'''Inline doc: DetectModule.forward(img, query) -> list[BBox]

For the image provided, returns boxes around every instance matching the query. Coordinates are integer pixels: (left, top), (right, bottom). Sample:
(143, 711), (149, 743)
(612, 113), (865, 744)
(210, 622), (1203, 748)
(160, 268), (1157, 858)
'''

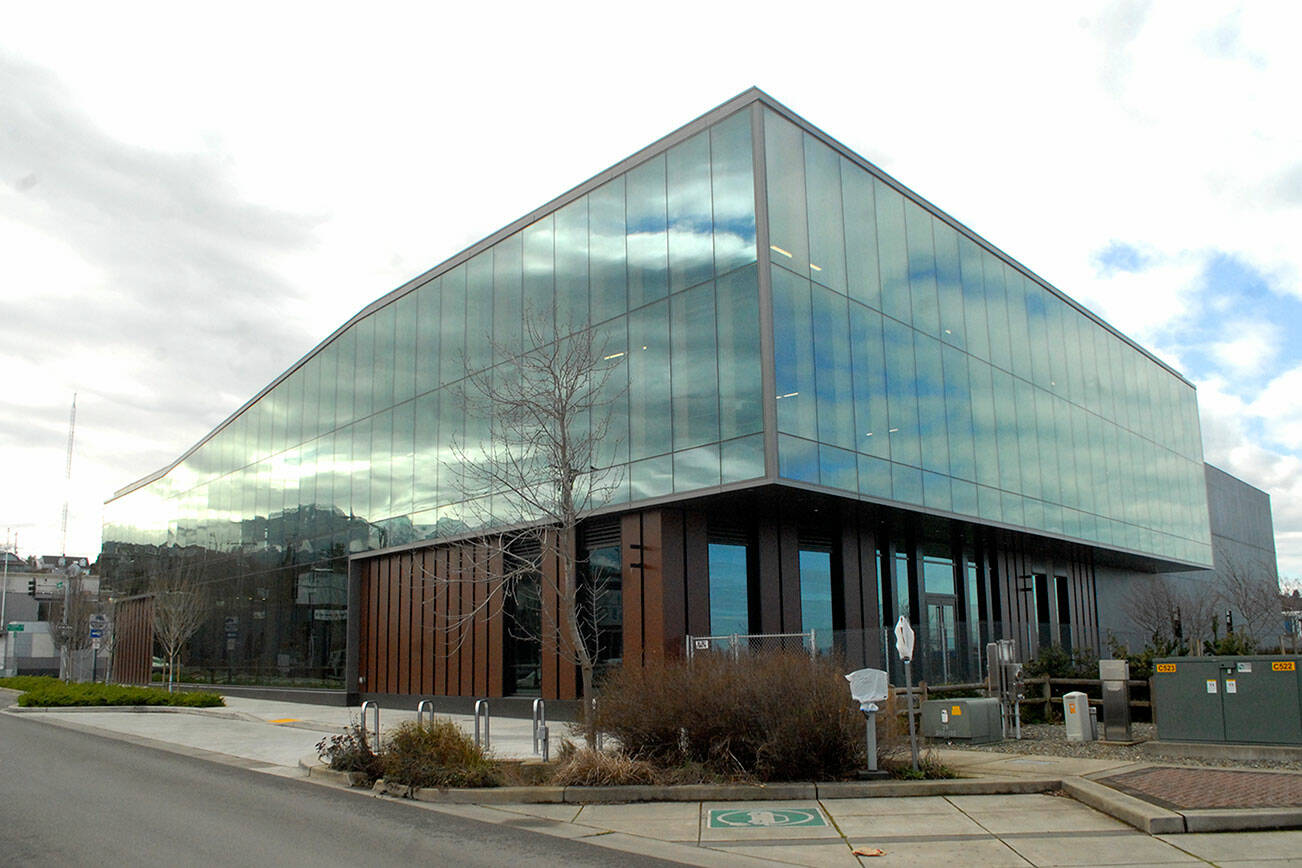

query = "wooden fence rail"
(893, 675), (1153, 720)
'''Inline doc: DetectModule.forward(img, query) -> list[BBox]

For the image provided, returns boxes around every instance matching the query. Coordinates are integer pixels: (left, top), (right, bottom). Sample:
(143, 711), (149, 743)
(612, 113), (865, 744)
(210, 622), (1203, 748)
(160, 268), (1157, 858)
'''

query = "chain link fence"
(685, 631), (817, 660)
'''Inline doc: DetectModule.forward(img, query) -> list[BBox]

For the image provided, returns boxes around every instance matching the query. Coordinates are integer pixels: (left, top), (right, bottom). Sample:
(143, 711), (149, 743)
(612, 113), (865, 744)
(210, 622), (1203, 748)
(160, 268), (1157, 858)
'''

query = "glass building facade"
(101, 90), (1213, 691)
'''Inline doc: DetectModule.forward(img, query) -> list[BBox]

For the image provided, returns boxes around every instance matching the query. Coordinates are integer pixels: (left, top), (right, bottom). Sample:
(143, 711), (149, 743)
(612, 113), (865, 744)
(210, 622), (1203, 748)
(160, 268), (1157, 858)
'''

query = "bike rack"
(473, 699), (490, 750)
(416, 699), (434, 726)
(531, 699), (546, 755)
(360, 700), (380, 750)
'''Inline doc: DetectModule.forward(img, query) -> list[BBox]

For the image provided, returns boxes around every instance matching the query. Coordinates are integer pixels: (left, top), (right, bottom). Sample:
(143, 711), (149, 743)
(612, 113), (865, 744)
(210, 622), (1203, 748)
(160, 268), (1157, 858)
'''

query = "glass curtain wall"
(764, 109), (1211, 568)
(102, 108), (764, 684)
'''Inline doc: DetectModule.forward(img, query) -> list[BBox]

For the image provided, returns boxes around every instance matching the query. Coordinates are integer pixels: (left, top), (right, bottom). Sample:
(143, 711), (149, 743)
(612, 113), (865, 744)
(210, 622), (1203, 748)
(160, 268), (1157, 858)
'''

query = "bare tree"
(1215, 553), (1281, 646)
(151, 568), (208, 693)
(434, 317), (626, 740)
(1121, 575), (1217, 653)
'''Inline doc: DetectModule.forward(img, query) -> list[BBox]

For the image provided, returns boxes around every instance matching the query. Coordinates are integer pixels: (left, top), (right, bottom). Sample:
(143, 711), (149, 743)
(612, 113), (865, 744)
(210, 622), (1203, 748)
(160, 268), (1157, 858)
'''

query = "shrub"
(0, 675), (60, 693)
(15, 682), (224, 708)
(380, 719), (499, 789)
(593, 651), (862, 782)
(316, 720), (384, 783)
(1023, 644), (1099, 679)
(549, 744), (658, 787)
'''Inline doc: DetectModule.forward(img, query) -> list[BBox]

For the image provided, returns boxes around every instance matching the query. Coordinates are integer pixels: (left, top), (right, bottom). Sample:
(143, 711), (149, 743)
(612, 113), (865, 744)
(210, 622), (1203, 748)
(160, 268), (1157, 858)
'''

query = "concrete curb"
(5, 704), (263, 723)
(298, 755), (1059, 804)
(1182, 807), (1302, 832)
(1143, 740), (1302, 763)
(1061, 776), (1185, 834)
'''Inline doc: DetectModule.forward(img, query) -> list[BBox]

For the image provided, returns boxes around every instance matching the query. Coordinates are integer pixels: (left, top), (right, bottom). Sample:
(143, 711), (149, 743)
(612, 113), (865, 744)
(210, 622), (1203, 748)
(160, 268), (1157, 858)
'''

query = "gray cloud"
(0, 55), (347, 568)
(0, 52), (327, 486)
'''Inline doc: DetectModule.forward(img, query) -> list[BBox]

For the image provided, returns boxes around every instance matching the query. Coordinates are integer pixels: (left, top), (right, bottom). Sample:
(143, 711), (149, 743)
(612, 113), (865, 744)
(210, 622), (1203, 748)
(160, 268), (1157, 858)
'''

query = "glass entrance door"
(925, 597), (957, 684)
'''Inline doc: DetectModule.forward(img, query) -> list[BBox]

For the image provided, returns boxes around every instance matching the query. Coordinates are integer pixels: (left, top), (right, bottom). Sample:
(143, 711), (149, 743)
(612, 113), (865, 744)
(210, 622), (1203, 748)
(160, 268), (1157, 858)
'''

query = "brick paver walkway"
(1101, 766), (1302, 810)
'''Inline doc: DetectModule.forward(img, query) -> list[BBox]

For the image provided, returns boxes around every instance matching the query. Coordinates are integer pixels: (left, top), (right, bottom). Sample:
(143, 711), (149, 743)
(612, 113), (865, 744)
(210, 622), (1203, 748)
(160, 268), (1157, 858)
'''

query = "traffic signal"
(27, 578), (36, 595)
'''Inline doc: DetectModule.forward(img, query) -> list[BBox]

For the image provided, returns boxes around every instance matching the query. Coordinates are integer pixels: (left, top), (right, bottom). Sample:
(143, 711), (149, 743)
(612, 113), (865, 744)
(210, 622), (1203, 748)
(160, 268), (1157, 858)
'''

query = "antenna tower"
(60, 393), (77, 556)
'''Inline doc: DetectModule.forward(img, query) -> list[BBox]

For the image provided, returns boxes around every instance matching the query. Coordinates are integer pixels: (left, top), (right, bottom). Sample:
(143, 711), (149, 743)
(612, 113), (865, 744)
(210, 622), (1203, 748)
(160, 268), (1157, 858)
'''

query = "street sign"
(91, 638), (101, 650)
(89, 613), (109, 628)
(5, 623), (23, 632)
(894, 616), (915, 662)
(89, 629), (103, 639)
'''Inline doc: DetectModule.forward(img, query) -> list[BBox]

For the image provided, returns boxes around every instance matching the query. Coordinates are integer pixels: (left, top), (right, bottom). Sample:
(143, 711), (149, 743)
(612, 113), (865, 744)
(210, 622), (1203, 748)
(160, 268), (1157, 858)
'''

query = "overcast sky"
(2, 2), (1298, 580)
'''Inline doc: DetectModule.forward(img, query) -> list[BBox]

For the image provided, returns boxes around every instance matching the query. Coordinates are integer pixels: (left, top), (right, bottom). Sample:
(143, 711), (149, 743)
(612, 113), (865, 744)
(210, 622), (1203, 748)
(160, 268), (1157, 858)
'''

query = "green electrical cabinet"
(1152, 656), (1302, 745)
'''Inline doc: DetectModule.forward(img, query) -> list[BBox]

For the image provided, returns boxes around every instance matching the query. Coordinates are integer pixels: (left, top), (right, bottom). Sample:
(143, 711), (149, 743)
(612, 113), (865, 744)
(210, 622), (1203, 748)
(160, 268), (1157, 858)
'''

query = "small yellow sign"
(951, 705), (962, 716)
(1272, 661), (1296, 672)
(1155, 663), (1177, 673)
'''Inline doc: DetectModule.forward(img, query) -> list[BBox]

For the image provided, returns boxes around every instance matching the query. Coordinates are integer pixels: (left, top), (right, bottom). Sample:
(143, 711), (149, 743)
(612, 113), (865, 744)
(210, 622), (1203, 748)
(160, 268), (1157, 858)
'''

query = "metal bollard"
(539, 724), (550, 762)
(360, 700), (380, 750)
(531, 698), (546, 755)
(417, 699), (434, 726)
(473, 699), (490, 750)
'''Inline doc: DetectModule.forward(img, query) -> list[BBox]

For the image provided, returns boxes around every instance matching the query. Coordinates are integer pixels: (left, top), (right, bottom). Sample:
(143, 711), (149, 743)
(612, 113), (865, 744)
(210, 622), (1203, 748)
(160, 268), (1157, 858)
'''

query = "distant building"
(102, 88), (1278, 700)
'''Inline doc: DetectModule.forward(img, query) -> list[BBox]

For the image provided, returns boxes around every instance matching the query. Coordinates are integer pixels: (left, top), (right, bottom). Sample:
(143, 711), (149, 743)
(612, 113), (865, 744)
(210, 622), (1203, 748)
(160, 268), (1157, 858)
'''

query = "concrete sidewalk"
(7, 691), (1302, 866)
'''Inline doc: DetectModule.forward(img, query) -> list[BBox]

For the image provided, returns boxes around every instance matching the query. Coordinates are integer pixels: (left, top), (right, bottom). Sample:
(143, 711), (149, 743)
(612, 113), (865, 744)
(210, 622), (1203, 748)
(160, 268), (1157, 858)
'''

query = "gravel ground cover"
(936, 722), (1302, 771)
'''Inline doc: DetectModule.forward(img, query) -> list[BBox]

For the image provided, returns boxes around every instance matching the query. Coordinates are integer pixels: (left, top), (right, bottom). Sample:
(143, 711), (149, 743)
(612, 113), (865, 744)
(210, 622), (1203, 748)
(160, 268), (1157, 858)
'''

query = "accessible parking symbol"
(708, 808), (826, 828)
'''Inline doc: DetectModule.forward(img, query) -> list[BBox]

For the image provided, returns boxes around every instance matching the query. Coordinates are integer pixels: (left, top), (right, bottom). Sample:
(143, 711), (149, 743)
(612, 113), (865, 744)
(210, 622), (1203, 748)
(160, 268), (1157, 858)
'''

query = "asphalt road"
(0, 712), (682, 867)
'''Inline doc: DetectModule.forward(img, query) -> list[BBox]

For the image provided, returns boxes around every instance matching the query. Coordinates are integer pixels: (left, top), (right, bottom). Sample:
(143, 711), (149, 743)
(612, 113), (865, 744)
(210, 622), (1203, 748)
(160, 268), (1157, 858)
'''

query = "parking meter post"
(904, 659), (919, 772)
(864, 711), (878, 771)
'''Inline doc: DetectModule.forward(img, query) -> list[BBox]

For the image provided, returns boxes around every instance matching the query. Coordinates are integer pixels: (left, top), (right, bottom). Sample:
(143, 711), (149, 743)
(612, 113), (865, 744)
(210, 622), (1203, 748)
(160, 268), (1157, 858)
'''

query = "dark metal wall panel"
(659, 509), (687, 647)
(778, 514), (801, 633)
(839, 507), (866, 668)
(684, 511), (710, 637)
(621, 513), (644, 668)
(640, 510), (667, 660)
(756, 515), (782, 633)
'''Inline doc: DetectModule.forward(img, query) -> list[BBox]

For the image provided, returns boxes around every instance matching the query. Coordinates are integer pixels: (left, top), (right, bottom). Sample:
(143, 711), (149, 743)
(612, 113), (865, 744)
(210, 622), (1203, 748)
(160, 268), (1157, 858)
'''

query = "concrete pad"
(840, 837), (1032, 866)
(833, 810), (988, 838)
(964, 805), (1132, 834)
(1155, 829), (1302, 862)
(1003, 832), (1198, 865)
(821, 795), (956, 816)
(947, 793), (1079, 812)
(578, 801), (700, 821)
(573, 802), (700, 841)
(707, 841), (862, 866)
(587, 834), (781, 867)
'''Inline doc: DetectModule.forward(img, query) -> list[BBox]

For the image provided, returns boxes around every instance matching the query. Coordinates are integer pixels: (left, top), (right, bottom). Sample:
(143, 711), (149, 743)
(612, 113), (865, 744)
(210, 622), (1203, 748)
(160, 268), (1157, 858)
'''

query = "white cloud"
(1, 2), (1301, 579)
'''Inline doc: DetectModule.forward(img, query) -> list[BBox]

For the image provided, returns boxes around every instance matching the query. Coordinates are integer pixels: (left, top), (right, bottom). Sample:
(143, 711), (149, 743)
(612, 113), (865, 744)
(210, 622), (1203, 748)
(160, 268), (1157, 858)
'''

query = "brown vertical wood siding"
(112, 596), (154, 685)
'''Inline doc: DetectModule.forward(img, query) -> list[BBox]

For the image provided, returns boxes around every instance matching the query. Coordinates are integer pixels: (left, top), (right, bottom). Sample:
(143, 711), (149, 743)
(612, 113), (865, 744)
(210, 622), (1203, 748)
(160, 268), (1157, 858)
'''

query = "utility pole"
(1, 529), (12, 676)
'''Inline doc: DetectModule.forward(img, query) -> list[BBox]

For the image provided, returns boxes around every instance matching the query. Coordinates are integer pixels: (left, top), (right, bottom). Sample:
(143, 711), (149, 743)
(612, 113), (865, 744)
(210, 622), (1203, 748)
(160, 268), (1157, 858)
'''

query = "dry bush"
(549, 744), (658, 786)
(594, 651), (861, 782)
(380, 719), (500, 789)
